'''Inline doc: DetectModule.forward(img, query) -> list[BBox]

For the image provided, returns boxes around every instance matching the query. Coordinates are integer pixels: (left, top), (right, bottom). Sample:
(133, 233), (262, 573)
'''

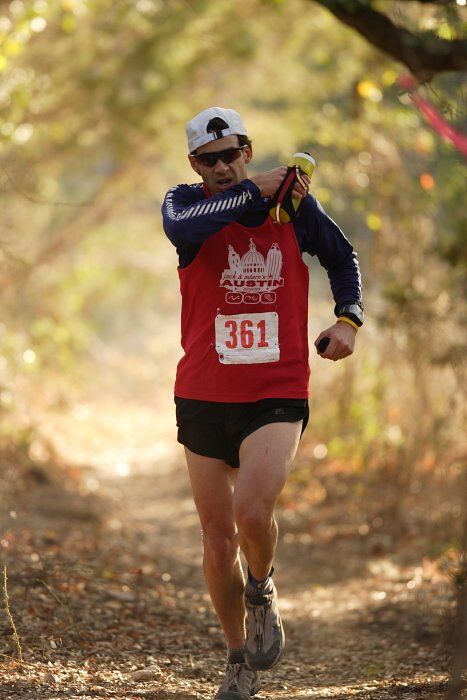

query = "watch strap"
(337, 316), (359, 332)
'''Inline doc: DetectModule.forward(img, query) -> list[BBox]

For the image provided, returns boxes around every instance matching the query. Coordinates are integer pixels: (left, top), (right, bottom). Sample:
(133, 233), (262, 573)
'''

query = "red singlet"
(175, 215), (310, 402)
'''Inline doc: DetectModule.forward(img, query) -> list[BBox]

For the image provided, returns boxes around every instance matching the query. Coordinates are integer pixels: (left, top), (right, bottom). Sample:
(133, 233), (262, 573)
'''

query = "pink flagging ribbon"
(398, 75), (467, 158)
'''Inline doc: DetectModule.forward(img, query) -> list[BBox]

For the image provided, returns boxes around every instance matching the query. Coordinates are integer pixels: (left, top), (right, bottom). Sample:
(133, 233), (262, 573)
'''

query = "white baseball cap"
(186, 107), (248, 153)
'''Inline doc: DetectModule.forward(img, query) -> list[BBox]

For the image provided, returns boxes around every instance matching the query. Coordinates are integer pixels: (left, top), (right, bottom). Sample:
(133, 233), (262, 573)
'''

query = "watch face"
(339, 304), (364, 325)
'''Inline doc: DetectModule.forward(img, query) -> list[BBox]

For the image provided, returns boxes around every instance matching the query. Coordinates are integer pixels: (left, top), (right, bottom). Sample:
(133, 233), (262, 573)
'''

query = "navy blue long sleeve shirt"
(162, 178), (362, 311)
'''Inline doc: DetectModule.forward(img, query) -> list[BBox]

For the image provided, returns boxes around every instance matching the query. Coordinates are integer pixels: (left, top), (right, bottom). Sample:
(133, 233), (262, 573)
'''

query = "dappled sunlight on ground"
(0, 386), (459, 698)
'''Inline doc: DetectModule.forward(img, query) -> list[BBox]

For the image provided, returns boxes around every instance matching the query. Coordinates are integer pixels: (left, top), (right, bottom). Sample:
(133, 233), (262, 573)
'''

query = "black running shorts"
(175, 397), (309, 468)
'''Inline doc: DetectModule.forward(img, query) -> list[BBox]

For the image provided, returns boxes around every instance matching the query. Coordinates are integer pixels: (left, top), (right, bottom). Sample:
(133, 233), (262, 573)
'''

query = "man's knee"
(234, 500), (274, 543)
(202, 525), (239, 571)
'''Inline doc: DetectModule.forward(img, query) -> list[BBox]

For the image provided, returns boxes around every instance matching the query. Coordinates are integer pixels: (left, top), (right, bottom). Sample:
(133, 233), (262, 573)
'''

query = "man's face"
(188, 135), (252, 195)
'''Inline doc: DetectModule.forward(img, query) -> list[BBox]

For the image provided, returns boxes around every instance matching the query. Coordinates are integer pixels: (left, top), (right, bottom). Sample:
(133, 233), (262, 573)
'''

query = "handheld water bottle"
(269, 152), (316, 224)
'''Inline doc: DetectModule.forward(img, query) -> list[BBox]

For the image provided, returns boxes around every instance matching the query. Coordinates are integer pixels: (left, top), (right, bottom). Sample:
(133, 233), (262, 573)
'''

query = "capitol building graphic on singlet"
(220, 239), (284, 304)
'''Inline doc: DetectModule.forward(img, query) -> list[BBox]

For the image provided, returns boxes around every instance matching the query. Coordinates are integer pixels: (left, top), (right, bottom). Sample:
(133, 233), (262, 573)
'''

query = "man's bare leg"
(233, 421), (303, 671)
(184, 422), (301, 657)
(234, 421), (302, 579)
(184, 448), (246, 649)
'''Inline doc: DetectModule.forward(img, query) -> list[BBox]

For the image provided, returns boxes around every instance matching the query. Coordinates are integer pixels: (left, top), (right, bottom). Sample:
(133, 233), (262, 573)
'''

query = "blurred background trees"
(0, 0), (465, 669)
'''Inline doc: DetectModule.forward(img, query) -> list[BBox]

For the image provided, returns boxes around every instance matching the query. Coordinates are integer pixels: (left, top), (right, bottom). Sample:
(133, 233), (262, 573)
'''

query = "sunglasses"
(194, 145), (248, 167)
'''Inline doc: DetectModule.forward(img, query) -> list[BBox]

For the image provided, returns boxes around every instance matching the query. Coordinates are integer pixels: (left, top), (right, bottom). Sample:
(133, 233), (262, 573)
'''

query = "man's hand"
(250, 167), (309, 199)
(250, 167), (288, 198)
(314, 322), (357, 361)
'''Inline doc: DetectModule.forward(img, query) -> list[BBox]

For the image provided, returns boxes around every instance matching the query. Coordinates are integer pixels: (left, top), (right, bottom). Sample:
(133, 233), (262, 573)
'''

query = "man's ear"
(244, 144), (253, 165)
(188, 154), (200, 175)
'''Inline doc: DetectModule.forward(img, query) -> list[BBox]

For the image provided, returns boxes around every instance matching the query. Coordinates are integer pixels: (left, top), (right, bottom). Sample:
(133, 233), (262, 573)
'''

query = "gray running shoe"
(244, 578), (285, 670)
(214, 662), (261, 700)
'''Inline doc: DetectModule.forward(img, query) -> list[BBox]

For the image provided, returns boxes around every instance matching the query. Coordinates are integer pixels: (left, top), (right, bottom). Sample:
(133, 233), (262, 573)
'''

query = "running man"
(162, 107), (363, 700)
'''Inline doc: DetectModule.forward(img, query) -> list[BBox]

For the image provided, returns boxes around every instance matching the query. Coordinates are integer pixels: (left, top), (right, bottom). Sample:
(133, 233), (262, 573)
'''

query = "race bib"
(215, 312), (279, 364)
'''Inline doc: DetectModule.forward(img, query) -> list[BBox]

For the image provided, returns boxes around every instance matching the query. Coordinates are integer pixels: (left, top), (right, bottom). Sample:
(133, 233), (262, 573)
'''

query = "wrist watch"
(334, 302), (364, 328)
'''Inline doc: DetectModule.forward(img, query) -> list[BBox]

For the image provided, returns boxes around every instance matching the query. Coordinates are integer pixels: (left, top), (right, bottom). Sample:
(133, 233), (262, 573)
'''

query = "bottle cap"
(289, 152), (316, 177)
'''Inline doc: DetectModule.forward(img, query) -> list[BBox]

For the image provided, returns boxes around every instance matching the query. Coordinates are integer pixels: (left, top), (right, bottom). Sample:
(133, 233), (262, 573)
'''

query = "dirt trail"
(0, 403), (457, 699)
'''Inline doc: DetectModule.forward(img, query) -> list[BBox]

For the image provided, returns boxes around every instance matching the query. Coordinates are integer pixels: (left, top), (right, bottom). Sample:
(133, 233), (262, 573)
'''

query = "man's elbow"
(326, 250), (359, 274)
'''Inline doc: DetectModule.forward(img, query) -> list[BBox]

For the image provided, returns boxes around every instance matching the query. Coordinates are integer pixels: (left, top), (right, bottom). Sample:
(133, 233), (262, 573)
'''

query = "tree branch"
(313, 0), (467, 81)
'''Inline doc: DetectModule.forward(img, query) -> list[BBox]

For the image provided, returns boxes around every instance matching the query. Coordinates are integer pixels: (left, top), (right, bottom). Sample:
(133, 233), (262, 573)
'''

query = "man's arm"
(298, 195), (363, 361)
(162, 167), (303, 251)
(298, 196), (362, 308)
(162, 181), (262, 250)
